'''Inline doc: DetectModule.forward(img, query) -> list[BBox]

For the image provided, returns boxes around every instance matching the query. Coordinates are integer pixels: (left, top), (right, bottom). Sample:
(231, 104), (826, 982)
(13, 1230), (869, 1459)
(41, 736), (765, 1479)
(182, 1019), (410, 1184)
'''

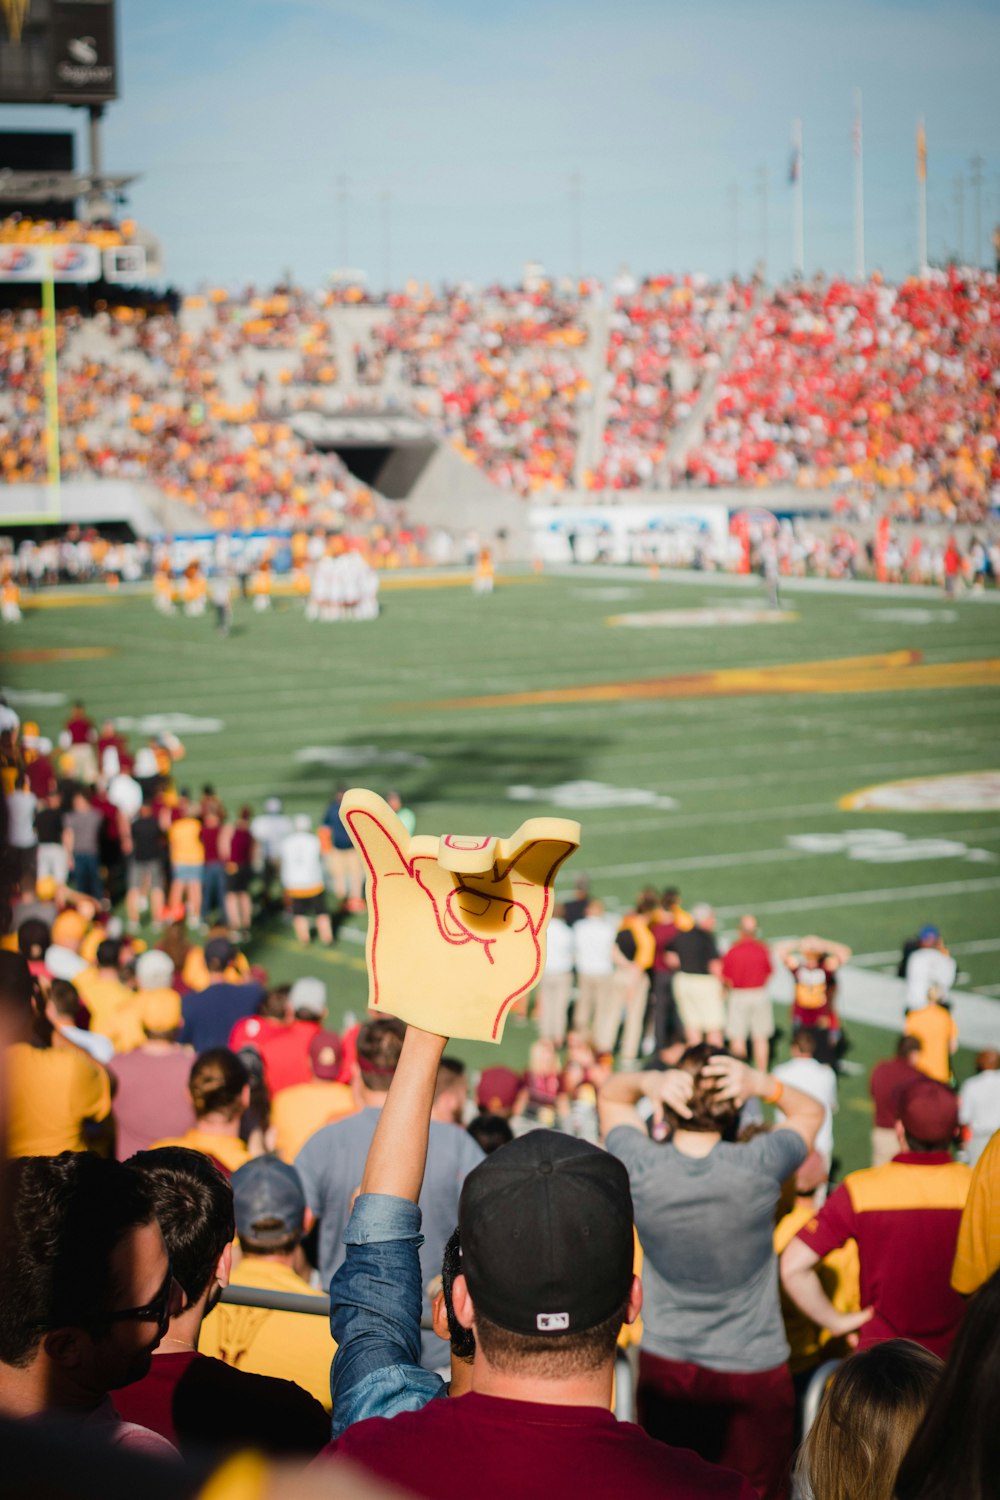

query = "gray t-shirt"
(607, 1125), (806, 1373)
(295, 1105), (484, 1367)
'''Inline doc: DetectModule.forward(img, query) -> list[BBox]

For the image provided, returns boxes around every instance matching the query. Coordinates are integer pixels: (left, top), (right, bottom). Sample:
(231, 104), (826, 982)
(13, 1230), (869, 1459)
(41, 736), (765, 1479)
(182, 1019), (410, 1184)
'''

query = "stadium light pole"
(380, 189), (392, 294)
(756, 163), (768, 282)
(916, 118), (928, 276)
(952, 172), (965, 264)
(336, 174), (350, 268)
(969, 153), (984, 266)
(791, 118), (804, 278)
(569, 170), (582, 284)
(729, 181), (740, 276)
(853, 89), (865, 281)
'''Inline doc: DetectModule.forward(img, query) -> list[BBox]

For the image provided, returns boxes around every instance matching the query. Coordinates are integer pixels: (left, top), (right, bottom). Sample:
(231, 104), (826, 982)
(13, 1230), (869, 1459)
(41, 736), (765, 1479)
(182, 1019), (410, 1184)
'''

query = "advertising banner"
(0, 242), (101, 281)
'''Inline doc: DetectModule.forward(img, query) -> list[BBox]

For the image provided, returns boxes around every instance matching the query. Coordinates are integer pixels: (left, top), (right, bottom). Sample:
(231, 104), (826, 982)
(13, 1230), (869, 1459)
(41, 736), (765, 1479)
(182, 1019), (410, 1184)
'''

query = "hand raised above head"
(343, 788), (580, 1043)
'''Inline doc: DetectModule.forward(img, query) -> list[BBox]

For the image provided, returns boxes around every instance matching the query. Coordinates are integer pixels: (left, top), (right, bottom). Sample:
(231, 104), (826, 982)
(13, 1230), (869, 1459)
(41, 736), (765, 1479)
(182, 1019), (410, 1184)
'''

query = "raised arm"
(360, 1026), (447, 1200)
(598, 1069), (694, 1139)
(702, 1056), (824, 1149)
(330, 1023), (450, 1437)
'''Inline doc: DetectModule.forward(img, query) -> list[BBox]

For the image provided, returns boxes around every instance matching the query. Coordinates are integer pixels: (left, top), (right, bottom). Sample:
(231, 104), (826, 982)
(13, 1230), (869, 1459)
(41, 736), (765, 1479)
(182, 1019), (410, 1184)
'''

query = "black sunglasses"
(31, 1260), (175, 1332)
(103, 1261), (176, 1326)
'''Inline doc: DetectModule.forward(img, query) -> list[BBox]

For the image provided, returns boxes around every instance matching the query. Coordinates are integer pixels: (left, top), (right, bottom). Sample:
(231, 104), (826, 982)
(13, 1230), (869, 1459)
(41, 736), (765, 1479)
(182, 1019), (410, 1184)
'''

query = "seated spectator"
(959, 1050), (1000, 1166)
(895, 1266), (1000, 1500)
(295, 1017), (483, 1371)
(793, 1340), (942, 1500)
(179, 937), (265, 1052)
(270, 1028), (356, 1162)
(2, 950), (112, 1157)
(782, 1078), (971, 1357)
(229, 976), (327, 1094)
(148, 1047), (252, 1174)
(0, 1152), (178, 1457)
(199, 1156), (335, 1409)
(118, 1147), (329, 1456)
(324, 1021), (753, 1497)
(599, 1044), (827, 1500)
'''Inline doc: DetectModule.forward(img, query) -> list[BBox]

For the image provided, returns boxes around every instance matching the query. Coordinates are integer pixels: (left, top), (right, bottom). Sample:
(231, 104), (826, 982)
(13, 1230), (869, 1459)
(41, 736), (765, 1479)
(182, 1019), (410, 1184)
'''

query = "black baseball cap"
(459, 1130), (634, 1336)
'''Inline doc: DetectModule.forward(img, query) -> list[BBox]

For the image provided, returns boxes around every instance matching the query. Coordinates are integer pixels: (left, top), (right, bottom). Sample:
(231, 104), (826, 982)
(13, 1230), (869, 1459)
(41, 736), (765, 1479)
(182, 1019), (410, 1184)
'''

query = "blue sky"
(2, 0), (999, 290)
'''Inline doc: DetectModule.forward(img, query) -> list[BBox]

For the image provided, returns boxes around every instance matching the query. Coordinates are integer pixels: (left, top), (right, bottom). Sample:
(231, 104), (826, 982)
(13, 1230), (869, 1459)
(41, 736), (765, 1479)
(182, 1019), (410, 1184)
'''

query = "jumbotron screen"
(0, 0), (117, 105)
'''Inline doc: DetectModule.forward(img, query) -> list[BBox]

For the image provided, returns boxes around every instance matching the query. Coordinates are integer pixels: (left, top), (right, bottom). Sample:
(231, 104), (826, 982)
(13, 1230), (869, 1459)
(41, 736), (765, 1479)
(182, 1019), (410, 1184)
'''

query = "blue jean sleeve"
(329, 1193), (446, 1438)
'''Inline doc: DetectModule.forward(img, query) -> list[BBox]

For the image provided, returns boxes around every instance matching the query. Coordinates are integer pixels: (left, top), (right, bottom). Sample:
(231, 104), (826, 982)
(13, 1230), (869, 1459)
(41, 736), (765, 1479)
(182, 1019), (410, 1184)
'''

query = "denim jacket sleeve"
(329, 1192), (447, 1438)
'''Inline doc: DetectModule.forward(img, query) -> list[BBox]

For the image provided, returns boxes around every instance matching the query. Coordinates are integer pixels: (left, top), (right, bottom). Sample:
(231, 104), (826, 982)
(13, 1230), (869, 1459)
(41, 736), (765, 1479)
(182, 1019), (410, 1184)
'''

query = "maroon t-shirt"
(324, 1392), (755, 1499)
(115, 1350), (329, 1456)
(651, 920), (678, 973)
(200, 824), (222, 862)
(869, 1057), (920, 1129)
(110, 1049), (197, 1160)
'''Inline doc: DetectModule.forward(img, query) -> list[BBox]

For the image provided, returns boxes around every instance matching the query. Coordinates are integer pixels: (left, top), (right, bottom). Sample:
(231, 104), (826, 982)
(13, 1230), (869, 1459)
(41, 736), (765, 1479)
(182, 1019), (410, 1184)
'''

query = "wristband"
(765, 1079), (784, 1106)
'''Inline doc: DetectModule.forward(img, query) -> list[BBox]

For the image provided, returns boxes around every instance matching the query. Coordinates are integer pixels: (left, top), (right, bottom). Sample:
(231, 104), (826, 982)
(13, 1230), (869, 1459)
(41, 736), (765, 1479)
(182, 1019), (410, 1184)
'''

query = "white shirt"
(251, 811), (294, 861)
(280, 830), (325, 893)
(6, 788), (37, 848)
(544, 916), (574, 975)
(774, 1055), (838, 1163)
(905, 947), (957, 1009)
(572, 915), (617, 977)
(959, 1071), (1000, 1164)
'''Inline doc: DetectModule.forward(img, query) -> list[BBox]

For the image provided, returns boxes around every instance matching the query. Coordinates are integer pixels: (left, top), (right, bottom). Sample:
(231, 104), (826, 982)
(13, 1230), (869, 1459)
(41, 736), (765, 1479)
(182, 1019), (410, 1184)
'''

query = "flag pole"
(792, 118), (804, 277)
(853, 89), (865, 281)
(917, 118), (929, 275)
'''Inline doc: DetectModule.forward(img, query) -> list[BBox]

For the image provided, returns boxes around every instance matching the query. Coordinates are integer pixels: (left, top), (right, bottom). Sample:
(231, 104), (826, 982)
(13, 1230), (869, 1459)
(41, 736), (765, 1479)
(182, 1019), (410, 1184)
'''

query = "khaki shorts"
(673, 972), (726, 1035)
(726, 986), (774, 1043)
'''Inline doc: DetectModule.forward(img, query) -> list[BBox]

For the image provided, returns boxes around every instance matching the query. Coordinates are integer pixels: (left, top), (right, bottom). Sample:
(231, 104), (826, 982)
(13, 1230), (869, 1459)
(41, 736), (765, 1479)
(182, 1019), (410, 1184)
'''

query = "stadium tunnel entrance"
(290, 412), (439, 500)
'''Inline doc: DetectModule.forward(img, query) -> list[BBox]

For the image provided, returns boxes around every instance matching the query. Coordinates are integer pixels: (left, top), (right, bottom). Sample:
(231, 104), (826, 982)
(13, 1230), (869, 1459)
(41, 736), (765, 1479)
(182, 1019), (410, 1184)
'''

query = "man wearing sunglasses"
(0, 1151), (181, 1457)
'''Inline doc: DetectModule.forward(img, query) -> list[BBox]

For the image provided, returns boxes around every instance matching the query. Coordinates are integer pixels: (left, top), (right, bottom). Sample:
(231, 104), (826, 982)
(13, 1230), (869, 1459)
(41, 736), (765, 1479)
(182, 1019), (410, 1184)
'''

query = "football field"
(6, 567), (1000, 1170)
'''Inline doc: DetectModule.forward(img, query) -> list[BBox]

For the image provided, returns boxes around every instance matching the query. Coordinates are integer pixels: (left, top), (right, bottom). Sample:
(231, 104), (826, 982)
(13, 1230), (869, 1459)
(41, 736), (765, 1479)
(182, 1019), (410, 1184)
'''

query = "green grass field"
(6, 568), (1000, 1172)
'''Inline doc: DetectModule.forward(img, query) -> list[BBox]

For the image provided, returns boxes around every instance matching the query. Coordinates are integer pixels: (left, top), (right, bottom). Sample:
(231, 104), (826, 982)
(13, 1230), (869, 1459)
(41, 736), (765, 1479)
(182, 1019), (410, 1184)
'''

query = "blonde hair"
(795, 1342), (942, 1500)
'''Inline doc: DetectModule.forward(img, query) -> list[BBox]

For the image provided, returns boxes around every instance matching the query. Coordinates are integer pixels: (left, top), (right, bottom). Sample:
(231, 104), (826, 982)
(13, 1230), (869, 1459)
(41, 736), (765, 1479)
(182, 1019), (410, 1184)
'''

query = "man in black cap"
(179, 937), (265, 1053)
(322, 1022), (755, 1499)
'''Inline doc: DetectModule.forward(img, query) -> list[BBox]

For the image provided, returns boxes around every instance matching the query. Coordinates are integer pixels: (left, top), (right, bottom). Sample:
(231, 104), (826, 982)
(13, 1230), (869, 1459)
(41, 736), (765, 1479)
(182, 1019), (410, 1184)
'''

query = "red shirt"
(66, 713), (94, 745)
(200, 823), (222, 861)
(651, 919), (678, 973)
(324, 1392), (755, 1499)
(794, 1152), (972, 1358)
(869, 1057), (921, 1130)
(228, 1015), (320, 1094)
(114, 1349), (328, 1456)
(24, 754), (55, 798)
(721, 938), (773, 990)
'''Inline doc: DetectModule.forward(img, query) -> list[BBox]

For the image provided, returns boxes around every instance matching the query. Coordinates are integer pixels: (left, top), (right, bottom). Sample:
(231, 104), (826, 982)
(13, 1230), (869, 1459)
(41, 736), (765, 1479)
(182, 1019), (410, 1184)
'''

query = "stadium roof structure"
(0, 168), (138, 205)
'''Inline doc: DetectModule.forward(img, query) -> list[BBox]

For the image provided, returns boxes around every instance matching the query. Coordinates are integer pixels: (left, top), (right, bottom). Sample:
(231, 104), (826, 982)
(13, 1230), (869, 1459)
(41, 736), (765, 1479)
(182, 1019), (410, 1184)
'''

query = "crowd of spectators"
(681, 269), (1000, 525)
(3, 693), (1000, 1496)
(587, 274), (749, 491)
(0, 213), (143, 250)
(367, 281), (591, 494)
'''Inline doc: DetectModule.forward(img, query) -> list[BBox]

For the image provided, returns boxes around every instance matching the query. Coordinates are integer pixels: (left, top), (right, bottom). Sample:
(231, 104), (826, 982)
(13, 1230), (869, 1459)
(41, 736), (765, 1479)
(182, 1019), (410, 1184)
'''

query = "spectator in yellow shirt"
(905, 986), (959, 1084)
(150, 1047), (252, 1174)
(166, 793), (204, 926)
(73, 937), (145, 1054)
(2, 951), (111, 1156)
(200, 1156), (335, 1408)
(272, 1029), (357, 1162)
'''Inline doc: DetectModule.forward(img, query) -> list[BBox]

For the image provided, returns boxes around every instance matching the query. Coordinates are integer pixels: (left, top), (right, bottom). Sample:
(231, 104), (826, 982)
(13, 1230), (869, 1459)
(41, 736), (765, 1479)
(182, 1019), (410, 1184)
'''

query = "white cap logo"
(536, 1312), (569, 1332)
